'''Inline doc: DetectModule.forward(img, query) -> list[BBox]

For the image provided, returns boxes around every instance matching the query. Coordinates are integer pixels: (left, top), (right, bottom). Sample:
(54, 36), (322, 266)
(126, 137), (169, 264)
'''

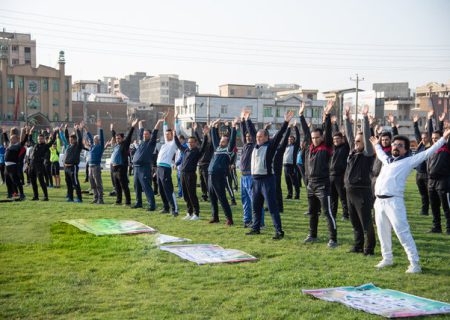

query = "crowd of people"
(1, 103), (449, 273)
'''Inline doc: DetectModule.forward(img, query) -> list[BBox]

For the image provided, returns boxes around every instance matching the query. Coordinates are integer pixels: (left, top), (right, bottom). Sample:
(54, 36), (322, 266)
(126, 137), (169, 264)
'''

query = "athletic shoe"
(91, 200), (98, 204)
(159, 208), (170, 214)
(19, 194), (26, 201)
(364, 250), (375, 256)
(285, 195), (292, 200)
(245, 229), (260, 235)
(244, 221), (253, 228)
(294, 195), (300, 200)
(327, 240), (338, 248)
(375, 259), (393, 269)
(147, 207), (156, 212)
(172, 211), (179, 217)
(132, 204), (143, 209)
(190, 215), (200, 221)
(96, 200), (105, 205)
(109, 191), (116, 196)
(32, 197), (39, 201)
(182, 214), (192, 220)
(67, 199), (74, 203)
(74, 199), (82, 203)
(225, 218), (234, 226)
(272, 231), (285, 240)
(303, 235), (318, 243)
(42, 197), (49, 201)
(405, 264), (421, 273)
(208, 218), (219, 224)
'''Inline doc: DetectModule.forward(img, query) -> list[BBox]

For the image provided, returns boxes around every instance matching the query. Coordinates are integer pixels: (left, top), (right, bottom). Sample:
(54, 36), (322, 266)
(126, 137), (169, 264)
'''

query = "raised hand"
(284, 111), (294, 123)
(362, 105), (369, 116)
(412, 114), (419, 123)
(331, 115), (337, 123)
(427, 109), (434, 120)
(110, 123), (114, 131)
(324, 99), (334, 115)
(344, 106), (350, 119)
(369, 136), (379, 147)
(96, 119), (102, 128)
(193, 122), (198, 131)
(439, 112), (446, 122)
(299, 101), (305, 116)
(368, 114), (376, 126)
(387, 113), (395, 125)
(131, 118), (139, 127)
(203, 125), (210, 135)
(138, 120), (145, 129)
(264, 123), (272, 130)
(242, 109), (251, 121)
(232, 117), (240, 127)
(443, 128), (450, 140)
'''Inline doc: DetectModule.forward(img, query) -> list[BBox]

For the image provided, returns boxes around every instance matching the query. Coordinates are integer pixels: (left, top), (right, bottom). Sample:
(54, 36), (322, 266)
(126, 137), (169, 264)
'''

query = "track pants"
(252, 175), (282, 233)
(181, 171), (199, 216)
(416, 172), (429, 215)
(241, 174), (265, 225)
(199, 165), (209, 200)
(428, 177), (450, 231)
(284, 164), (299, 198)
(275, 173), (284, 213)
(347, 187), (375, 253)
(374, 197), (419, 265)
(134, 165), (155, 209)
(89, 164), (104, 202)
(208, 173), (232, 220)
(157, 166), (178, 212)
(330, 174), (349, 219)
(64, 165), (82, 201)
(307, 181), (337, 242)
(112, 165), (130, 205)
(30, 165), (48, 199)
(5, 164), (24, 197)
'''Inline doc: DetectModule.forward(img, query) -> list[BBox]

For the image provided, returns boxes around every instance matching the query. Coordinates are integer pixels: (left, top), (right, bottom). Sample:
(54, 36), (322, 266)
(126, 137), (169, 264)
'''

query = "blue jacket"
(0, 145), (5, 164)
(86, 128), (105, 165)
(132, 128), (158, 167)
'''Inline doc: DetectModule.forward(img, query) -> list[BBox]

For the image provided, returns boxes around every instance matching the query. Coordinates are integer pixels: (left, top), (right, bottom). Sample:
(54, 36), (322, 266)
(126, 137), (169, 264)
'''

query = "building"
(174, 94), (325, 137)
(127, 102), (174, 131)
(139, 74), (197, 105)
(415, 81), (450, 123)
(276, 88), (318, 100)
(72, 80), (103, 101)
(113, 72), (147, 102)
(219, 84), (256, 97)
(0, 48), (71, 128)
(322, 88), (364, 125)
(373, 82), (410, 100)
(87, 93), (127, 103)
(0, 30), (36, 68)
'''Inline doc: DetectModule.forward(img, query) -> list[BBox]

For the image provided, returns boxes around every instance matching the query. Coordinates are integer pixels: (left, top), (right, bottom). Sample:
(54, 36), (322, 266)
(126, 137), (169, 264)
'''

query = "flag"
(14, 87), (19, 121)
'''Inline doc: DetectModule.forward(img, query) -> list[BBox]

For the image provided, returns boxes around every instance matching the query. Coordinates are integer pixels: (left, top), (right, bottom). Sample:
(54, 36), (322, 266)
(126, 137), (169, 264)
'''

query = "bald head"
(256, 129), (269, 145)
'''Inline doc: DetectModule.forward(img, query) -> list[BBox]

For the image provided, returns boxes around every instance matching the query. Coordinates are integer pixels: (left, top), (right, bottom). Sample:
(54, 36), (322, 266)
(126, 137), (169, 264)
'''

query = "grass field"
(0, 172), (449, 319)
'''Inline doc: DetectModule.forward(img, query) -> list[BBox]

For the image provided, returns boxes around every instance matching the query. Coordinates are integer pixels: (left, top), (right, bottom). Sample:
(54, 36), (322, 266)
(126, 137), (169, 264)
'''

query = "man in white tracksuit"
(370, 128), (450, 273)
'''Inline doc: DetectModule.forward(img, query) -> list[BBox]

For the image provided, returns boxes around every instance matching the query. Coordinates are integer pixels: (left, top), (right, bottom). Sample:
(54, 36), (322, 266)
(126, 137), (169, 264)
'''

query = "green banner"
(62, 219), (157, 236)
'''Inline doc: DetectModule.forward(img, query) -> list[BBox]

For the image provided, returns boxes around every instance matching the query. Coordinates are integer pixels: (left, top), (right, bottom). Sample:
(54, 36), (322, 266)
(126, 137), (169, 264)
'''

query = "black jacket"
(330, 142), (350, 176)
(175, 134), (208, 173)
(30, 131), (57, 168)
(64, 129), (83, 165)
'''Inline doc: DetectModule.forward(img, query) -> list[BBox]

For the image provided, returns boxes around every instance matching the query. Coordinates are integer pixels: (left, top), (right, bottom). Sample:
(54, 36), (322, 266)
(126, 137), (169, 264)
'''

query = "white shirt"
(156, 122), (179, 167)
(374, 137), (446, 198)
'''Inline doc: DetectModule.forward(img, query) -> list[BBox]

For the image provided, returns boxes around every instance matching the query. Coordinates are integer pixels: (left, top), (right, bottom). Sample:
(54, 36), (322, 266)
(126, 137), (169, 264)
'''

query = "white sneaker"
(182, 214), (192, 220)
(406, 264), (422, 274)
(190, 215), (200, 221)
(375, 259), (393, 269)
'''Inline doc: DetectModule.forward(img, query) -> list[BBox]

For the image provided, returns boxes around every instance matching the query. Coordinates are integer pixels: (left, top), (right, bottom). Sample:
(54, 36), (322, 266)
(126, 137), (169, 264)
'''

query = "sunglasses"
(392, 143), (405, 148)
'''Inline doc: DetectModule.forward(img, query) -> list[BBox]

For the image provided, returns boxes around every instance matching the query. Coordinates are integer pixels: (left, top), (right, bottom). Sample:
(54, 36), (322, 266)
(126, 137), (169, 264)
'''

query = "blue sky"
(2, 0), (449, 94)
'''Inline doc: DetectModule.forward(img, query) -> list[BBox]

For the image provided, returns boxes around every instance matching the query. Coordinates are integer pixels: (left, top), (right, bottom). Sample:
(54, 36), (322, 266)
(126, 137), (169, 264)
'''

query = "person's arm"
(200, 131), (208, 154)
(280, 127), (290, 150)
(324, 114), (332, 147)
(413, 115), (421, 144)
(247, 118), (257, 141)
(240, 118), (247, 145)
(194, 130), (202, 144)
(271, 114), (292, 151)
(211, 127), (219, 150)
(228, 127), (237, 152)
(64, 126), (69, 142)
(86, 131), (94, 146)
(344, 118), (355, 150)
(410, 131), (450, 167)
(99, 128), (105, 149)
(59, 130), (68, 148)
(294, 124), (301, 148)
(76, 128), (83, 150)
(362, 112), (374, 157)
(56, 133), (62, 152)
(373, 143), (389, 165)
(174, 133), (187, 152)
(299, 115), (311, 145)
(46, 130), (57, 148)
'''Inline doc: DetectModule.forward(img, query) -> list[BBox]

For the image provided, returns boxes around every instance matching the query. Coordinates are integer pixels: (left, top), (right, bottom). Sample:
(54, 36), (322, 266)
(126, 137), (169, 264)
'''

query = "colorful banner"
(159, 244), (257, 265)
(303, 283), (450, 318)
(62, 219), (157, 236)
(157, 234), (191, 245)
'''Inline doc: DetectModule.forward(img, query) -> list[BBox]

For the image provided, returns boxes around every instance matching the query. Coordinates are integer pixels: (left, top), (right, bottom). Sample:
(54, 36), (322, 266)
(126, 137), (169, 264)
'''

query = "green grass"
(0, 172), (449, 319)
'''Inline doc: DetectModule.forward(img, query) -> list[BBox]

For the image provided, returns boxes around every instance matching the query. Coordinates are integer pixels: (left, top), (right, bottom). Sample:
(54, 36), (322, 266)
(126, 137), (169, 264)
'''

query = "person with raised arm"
(132, 119), (162, 211)
(110, 118), (138, 206)
(370, 126), (450, 273)
(156, 111), (180, 217)
(207, 118), (238, 225)
(344, 106), (376, 255)
(174, 124), (209, 220)
(246, 111), (293, 240)
(299, 100), (338, 248)
(85, 119), (105, 204)
(283, 120), (301, 200)
(62, 123), (84, 203)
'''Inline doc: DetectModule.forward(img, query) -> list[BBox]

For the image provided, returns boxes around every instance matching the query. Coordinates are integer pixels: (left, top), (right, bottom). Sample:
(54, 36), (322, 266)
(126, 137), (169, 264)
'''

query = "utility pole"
(350, 74), (364, 133)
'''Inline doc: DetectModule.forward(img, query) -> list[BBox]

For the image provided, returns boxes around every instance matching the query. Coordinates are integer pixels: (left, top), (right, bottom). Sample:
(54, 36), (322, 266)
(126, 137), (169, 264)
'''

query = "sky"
(1, 0), (449, 95)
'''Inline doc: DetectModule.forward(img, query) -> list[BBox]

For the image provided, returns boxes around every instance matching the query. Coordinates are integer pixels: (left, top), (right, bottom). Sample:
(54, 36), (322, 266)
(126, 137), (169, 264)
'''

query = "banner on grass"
(157, 234), (191, 245)
(62, 219), (157, 236)
(159, 244), (257, 265)
(303, 283), (450, 318)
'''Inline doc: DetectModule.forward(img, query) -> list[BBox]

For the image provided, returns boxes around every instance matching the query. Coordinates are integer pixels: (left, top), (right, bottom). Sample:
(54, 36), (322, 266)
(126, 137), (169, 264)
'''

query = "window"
(12, 45), (18, 51)
(18, 77), (24, 89)
(25, 60), (31, 64)
(247, 89), (252, 96)
(52, 80), (59, 92)
(305, 108), (312, 118)
(53, 99), (59, 107)
(65, 99), (69, 107)
(24, 47), (31, 53)
(275, 108), (280, 117)
(230, 89), (235, 96)
(12, 59), (19, 65)
(263, 107), (272, 117)
(221, 105), (228, 114)
(65, 80), (69, 92)
(7, 77), (14, 89)
(7, 96), (15, 104)
(43, 79), (48, 91)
